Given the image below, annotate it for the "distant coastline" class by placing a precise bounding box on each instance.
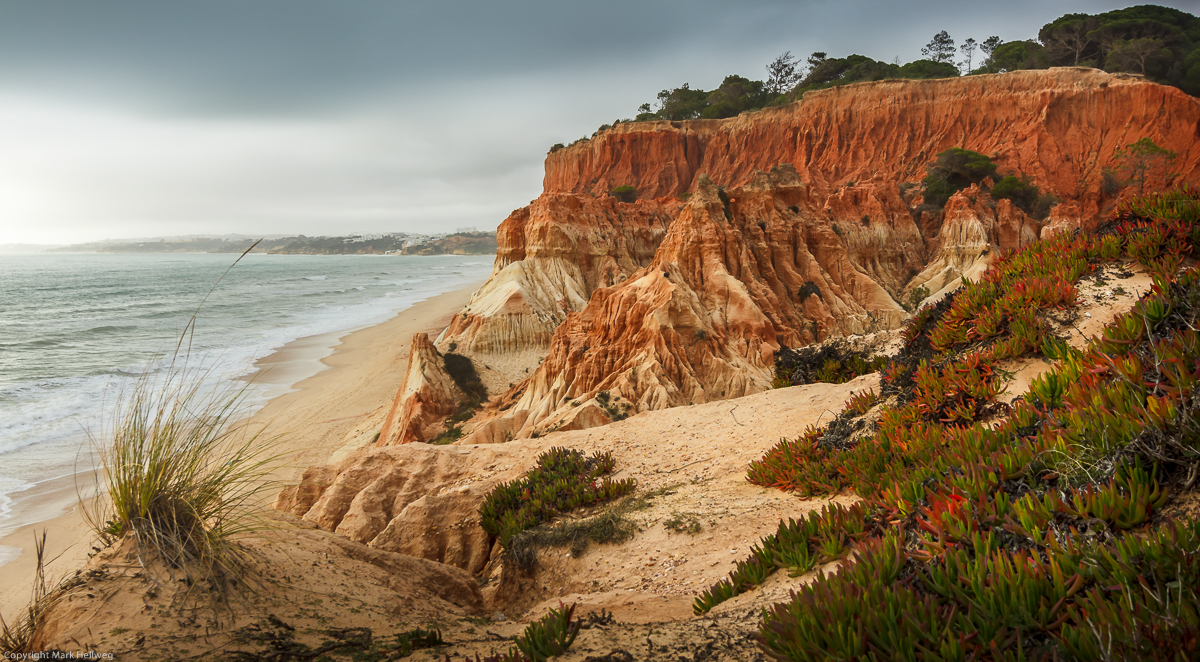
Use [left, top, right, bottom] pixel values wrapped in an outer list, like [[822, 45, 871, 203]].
[[40, 230, 497, 255]]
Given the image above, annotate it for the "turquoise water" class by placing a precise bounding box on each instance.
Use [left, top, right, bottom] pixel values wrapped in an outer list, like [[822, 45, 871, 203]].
[[0, 252, 492, 547]]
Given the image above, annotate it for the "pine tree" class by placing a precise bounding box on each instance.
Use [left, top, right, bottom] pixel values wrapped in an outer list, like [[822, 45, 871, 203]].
[[922, 31, 956, 64]]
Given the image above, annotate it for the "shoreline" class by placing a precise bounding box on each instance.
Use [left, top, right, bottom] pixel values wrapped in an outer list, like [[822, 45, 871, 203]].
[[0, 281, 482, 618]]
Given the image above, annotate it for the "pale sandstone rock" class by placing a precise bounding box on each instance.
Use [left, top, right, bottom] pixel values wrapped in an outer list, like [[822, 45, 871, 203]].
[[278, 443, 516, 574], [437, 194, 675, 354], [1040, 201, 1086, 238]]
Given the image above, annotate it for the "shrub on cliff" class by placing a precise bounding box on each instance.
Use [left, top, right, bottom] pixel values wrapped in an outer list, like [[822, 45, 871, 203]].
[[702, 74, 769, 119], [773, 340, 887, 387], [921, 147, 998, 207], [897, 58, 960, 79], [991, 174, 1058, 220], [611, 185, 637, 203], [443, 352, 487, 402]]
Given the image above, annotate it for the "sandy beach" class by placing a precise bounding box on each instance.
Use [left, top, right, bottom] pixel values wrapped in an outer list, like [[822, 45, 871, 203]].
[[0, 281, 482, 620]]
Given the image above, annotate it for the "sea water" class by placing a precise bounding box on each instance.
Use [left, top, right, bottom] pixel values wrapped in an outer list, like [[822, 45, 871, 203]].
[[0, 252, 493, 563]]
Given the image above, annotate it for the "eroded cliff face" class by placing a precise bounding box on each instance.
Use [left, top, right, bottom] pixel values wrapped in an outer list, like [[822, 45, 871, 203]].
[[467, 168, 913, 441], [374, 333, 460, 445], [348, 69, 1200, 449], [544, 68, 1199, 213], [449, 68, 1199, 440], [273, 443, 517, 574], [437, 194, 677, 354]]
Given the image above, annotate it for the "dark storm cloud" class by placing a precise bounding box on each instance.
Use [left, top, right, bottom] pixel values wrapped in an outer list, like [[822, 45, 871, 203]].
[[0, 1, 1193, 244], [0, 0, 775, 114], [0, 0, 1140, 115]]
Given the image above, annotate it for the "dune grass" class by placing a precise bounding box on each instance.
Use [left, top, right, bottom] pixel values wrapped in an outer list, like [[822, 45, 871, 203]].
[[81, 238, 279, 591], [83, 365, 280, 591]]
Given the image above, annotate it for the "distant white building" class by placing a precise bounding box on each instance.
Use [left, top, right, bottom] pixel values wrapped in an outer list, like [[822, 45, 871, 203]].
[[345, 233, 385, 242]]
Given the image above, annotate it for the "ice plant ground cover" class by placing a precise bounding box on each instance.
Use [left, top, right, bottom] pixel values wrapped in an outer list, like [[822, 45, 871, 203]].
[[702, 188, 1200, 661], [480, 447, 637, 549]]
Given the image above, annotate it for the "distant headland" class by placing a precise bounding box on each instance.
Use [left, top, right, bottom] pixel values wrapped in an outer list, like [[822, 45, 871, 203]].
[[41, 230, 497, 255]]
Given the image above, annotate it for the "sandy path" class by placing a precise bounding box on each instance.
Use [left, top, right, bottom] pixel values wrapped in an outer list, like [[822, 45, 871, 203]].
[[0, 282, 481, 619]]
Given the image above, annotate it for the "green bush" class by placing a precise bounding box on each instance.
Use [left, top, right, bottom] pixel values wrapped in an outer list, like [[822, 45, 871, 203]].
[[906, 284, 931, 311], [921, 148, 997, 207], [479, 448, 636, 548], [991, 174, 1058, 220], [611, 185, 637, 203], [897, 58, 960, 79]]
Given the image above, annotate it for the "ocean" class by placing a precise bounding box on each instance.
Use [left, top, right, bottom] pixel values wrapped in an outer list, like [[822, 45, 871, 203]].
[[0, 252, 493, 564]]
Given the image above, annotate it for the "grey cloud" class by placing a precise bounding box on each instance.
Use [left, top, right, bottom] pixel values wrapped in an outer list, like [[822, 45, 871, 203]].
[[0, 0, 1195, 244]]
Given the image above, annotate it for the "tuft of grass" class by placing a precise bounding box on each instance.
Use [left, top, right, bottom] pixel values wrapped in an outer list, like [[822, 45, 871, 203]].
[[83, 365, 280, 592], [81, 238, 282, 592], [663, 511, 703, 535]]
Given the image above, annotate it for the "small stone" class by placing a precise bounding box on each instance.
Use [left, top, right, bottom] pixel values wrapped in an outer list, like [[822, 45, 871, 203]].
[[492, 611, 506, 621]]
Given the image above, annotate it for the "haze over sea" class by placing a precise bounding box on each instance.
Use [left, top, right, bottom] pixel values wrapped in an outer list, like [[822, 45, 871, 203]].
[[0, 252, 492, 564]]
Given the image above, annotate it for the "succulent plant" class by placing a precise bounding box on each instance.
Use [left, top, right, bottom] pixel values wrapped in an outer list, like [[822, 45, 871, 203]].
[[738, 190, 1200, 660], [480, 448, 635, 547]]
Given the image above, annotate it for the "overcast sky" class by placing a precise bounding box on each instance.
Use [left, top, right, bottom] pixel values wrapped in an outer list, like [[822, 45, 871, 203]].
[[0, 1, 1191, 245]]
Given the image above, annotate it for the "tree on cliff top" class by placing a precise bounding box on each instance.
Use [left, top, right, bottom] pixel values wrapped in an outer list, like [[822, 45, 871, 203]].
[[622, 4, 1199, 131], [655, 84, 709, 120], [897, 59, 960, 79], [1039, 13, 1101, 65], [1107, 37, 1174, 76], [765, 51, 802, 95], [922, 30, 957, 64], [960, 37, 978, 73], [980, 35, 1002, 65], [1036, 5, 1200, 93], [703, 75, 768, 118]]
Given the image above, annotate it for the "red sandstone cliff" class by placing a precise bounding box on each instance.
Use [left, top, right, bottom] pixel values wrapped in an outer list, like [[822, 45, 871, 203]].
[[543, 68, 1198, 213], [436, 195, 676, 354], [374, 333, 460, 445], [385, 69, 1200, 446], [445, 68, 1198, 442]]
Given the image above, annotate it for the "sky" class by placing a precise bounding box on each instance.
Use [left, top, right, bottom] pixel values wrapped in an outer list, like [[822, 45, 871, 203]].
[[0, 1, 1192, 245]]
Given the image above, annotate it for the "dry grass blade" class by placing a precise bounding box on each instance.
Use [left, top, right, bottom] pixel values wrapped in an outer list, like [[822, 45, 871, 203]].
[[174, 238, 261, 361], [82, 363, 282, 594], [0, 532, 64, 654]]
